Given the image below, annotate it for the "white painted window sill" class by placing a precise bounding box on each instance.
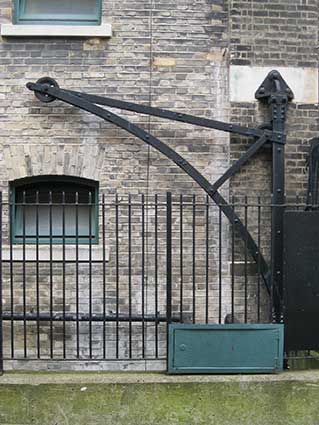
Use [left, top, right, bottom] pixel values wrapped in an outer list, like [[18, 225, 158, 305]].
[[2, 245, 110, 262], [0, 24, 112, 38]]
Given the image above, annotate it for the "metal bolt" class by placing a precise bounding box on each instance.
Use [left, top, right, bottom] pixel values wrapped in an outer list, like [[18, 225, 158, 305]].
[[277, 148, 281, 153], [277, 188, 281, 193]]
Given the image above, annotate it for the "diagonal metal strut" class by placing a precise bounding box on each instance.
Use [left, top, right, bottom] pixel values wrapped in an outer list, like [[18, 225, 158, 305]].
[[27, 79, 273, 293], [64, 89, 266, 139]]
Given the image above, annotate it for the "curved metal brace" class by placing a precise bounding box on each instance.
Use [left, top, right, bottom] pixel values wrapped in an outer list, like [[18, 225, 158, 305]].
[[27, 81, 271, 293]]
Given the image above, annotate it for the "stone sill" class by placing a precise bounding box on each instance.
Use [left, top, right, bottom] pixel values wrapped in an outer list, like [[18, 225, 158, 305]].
[[2, 245, 110, 262], [0, 23, 112, 38]]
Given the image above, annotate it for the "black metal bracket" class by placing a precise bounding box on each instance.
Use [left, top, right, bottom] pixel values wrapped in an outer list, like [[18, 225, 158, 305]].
[[26, 71, 294, 298], [256, 70, 294, 104]]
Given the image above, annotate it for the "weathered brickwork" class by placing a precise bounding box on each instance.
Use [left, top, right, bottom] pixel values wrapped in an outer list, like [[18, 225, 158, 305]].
[[0, 0, 231, 198], [0, 0, 234, 370], [285, 104, 319, 197], [230, 102, 272, 198], [229, 103, 319, 198], [230, 0, 318, 67], [229, 0, 319, 199]]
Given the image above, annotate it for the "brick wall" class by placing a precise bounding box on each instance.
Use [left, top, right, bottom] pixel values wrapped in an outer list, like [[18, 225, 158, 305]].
[[0, 0, 317, 370], [0, 0, 235, 370], [0, 0, 230, 197], [229, 0, 319, 199], [230, 0, 318, 68]]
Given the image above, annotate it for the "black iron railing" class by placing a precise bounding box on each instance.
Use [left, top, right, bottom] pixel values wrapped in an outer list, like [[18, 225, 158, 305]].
[[1, 192, 311, 369]]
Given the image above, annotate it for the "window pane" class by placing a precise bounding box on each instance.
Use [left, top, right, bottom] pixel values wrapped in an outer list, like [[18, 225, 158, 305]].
[[16, 205, 94, 238], [24, 0, 97, 17]]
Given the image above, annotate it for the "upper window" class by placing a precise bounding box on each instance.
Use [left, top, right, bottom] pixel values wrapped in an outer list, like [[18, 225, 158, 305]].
[[14, 0, 102, 26], [10, 176, 99, 244]]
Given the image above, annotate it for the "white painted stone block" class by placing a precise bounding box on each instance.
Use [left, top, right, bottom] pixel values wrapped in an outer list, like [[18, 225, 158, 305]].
[[230, 66, 318, 104], [1, 24, 112, 38]]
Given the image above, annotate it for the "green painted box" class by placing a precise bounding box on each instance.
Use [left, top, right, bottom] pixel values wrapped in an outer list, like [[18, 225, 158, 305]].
[[168, 324, 284, 374]]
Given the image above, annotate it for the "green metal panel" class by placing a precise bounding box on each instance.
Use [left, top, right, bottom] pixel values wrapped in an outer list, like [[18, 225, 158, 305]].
[[168, 324, 284, 374]]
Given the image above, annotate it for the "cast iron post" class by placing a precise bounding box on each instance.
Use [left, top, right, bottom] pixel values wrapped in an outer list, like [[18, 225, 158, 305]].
[[256, 70, 294, 323]]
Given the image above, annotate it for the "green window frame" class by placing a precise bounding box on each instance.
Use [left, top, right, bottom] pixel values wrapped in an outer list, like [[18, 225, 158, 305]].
[[10, 176, 99, 245], [13, 0, 102, 26]]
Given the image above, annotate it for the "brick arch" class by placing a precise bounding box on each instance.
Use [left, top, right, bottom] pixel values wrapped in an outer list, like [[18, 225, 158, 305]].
[[3, 143, 106, 182]]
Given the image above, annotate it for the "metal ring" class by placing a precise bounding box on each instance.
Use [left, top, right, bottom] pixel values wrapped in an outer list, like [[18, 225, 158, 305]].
[[34, 77, 59, 103]]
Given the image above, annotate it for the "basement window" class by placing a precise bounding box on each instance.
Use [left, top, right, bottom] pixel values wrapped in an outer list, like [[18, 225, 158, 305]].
[[0, 0, 112, 37], [10, 176, 98, 244], [14, 0, 102, 26]]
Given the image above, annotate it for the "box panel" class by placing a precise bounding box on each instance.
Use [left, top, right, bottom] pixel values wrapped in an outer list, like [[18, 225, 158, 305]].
[[284, 211, 319, 350], [168, 324, 284, 374]]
